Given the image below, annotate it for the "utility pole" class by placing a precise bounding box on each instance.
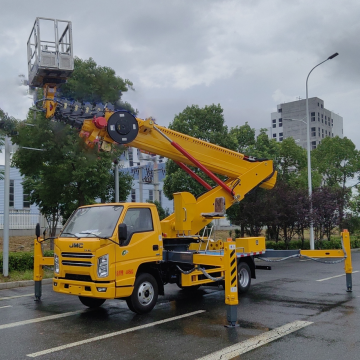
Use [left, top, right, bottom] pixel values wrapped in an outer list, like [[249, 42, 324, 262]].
[[114, 160, 119, 203], [2, 136, 10, 277], [153, 157, 160, 202]]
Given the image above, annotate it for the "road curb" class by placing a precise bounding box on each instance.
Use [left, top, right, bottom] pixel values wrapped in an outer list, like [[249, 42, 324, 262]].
[[0, 278, 52, 290]]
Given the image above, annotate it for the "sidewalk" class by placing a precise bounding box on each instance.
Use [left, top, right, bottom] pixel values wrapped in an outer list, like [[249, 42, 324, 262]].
[[0, 278, 52, 290]]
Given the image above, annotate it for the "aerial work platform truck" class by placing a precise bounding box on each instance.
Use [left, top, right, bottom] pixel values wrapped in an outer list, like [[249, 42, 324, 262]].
[[29, 18, 353, 323]]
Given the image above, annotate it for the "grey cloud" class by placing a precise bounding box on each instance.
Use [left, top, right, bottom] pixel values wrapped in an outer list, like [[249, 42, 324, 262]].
[[0, 0, 359, 151]]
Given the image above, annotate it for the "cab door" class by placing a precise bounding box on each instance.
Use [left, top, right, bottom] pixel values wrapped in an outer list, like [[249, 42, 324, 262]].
[[115, 206, 161, 288]]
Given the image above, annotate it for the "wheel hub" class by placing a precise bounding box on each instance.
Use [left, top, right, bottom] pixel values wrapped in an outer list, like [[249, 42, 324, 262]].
[[137, 281, 154, 306], [239, 267, 250, 287]]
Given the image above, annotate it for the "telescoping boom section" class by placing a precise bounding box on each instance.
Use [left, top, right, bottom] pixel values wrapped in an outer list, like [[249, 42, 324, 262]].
[[77, 111, 277, 237]]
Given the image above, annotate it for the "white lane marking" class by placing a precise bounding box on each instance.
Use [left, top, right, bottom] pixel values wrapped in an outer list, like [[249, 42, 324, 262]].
[[0, 310, 84, 330], [196, 320, 313, 360], [0, 294, 33, 301], [0, 305, 12, 309], [27, 310, 205, 358], [316, 270, 359, 282]]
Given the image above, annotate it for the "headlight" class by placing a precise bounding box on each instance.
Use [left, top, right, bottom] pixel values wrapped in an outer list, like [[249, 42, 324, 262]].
[[97, 254, 109, 278], [54, 254, 59, 274]]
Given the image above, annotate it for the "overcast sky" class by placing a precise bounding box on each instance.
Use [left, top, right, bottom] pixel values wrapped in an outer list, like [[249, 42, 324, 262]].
[[1, 0, 359, 166]]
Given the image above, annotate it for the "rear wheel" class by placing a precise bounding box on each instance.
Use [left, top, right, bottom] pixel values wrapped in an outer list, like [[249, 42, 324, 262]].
[[79, 296, 106, 308], [237, 262, 251, 294], [126, 273, 158, 314]]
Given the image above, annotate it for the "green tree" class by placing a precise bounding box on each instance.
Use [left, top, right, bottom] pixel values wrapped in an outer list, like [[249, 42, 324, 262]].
[[102, 167, 134, 203], [163, 104, 237, 200], [312, 136, 360, 189], [163, 104, 237, 199], [12, 111, 129, 235], [229, 122, 255, 153], [11, 58, 135, 234], [146, 200, 170, 220], [60, 57, 137, 113], [0, 107, 18, 179], [312, 136, 360, 225], [167, 104, 237, 149], [247, 128, 279, 160]]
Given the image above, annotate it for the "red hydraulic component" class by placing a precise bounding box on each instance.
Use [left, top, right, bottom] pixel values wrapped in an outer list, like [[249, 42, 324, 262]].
[[93, 116, 107, 129], [153, 126, 234, 196], [175, 161, 212, 191]]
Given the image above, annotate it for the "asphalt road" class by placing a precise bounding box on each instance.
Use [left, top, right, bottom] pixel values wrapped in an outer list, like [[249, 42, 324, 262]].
[[0, 252, 359, 360]]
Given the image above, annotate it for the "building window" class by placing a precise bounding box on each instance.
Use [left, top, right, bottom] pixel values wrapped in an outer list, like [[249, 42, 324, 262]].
[[318, 127, 320, 137], [131, 189, 136, 202], [331, 119, 333, 126], [23, 193, 30, 208], [318, 102, 319, 106], [332, 133, 334, 137], [9, 180, 14, 207], [311, 112, 315, 122], [312, 141, 317, 150], [148, 189, 153, 201], [278, 108, 282, 113], [272, 123, 276, 128], [272, 133, 276, 138], [325, 130, 328, 136], [318, 112, 320, 122], [128, 148, 134, 167], [272, 119, 276, 124], [279, 118, 282, 127], [311, 127, 316, 137], [279, 132, 283, 141], [321, 104, 323, 108]]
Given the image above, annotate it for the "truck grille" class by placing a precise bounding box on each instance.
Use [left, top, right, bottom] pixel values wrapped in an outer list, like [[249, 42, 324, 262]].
[[65, 274, 92, 282], [62, 260, 92, 267], [62, 252, 94, 258]]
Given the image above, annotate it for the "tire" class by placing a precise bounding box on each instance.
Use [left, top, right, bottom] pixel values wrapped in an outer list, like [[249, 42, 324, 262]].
[[79, 296, 106, 308], [126, 273, 158, 314], [237, 262, 251, 294]]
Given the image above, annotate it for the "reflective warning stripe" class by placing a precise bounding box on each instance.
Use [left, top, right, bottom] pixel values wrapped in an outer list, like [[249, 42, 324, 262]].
[[237, 251, 265, 258]]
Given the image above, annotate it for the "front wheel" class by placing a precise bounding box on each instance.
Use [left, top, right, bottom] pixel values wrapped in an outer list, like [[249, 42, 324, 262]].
[[126, 273, 158, 314], [237, 262, 251, 294], [79, 296, 106, 308]]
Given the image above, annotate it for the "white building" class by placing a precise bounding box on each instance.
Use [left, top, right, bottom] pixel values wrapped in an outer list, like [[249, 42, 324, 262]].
[[270, 97, 343, 149], [119, 148, 174, 213]]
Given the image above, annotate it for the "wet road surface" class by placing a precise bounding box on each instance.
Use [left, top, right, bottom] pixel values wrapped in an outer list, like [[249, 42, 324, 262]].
[[0, 251, 359, 359]]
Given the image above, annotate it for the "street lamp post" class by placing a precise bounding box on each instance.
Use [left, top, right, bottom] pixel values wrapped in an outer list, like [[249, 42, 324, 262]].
[[306, 52, 338, 250], [2, 136, 10, 277]]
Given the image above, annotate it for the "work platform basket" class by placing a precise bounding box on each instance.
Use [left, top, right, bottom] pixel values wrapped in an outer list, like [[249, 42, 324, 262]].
[[27, 17, 74, 87]]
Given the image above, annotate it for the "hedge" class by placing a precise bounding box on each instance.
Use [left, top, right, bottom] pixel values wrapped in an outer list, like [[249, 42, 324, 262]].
[[0, 251, 53, 273], [1, 236, 359, 272], [266, 238, 360, 251]]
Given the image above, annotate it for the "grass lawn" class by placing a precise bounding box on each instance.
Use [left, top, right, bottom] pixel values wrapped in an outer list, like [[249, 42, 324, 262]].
[[0, 269, 53, 283]]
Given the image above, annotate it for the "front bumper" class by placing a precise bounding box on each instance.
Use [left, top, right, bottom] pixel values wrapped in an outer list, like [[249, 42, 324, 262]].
[[52, 278, 134, 298], [53, 278, 116, 298]]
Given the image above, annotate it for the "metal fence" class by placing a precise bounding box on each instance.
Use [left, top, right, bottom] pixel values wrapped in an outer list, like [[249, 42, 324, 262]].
[[0, 211, 42, 230]]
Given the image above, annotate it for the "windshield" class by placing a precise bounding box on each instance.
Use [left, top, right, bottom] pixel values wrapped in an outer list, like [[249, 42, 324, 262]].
[[60, 205, 123, 238]]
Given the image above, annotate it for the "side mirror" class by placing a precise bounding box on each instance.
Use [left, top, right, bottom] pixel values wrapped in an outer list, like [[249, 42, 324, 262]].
[[35, 223, 40, 238], [118, 223, 127, 244]]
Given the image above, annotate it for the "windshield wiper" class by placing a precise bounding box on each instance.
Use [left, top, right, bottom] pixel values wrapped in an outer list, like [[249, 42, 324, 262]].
[[61, 232, 80, 239], [80, 232, 121, 247]]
